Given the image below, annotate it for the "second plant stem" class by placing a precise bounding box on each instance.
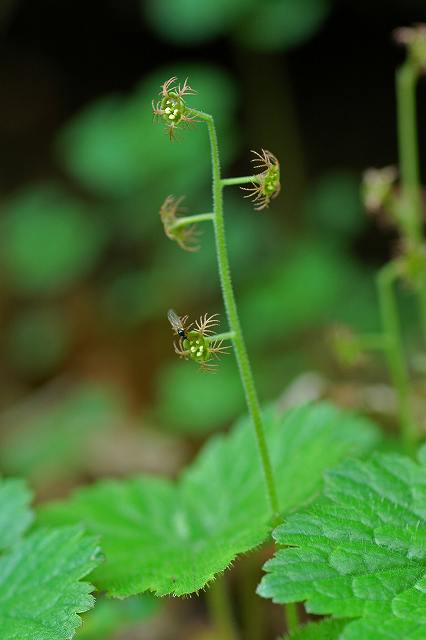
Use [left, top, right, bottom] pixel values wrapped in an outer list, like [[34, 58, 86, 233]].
[[377, 262, 416, 455], [396, 59, 426, 340]]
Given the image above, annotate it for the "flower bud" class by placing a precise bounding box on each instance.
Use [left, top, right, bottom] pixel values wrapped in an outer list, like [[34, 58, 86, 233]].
[[241, 149, 281, 211], [394, 24, 426, 72], [330, 325, 365, 368], [159, 195, 200, 252], [152, 77, 196, 140], [361, 166, 397, 214], [168, 311, 230, 372]]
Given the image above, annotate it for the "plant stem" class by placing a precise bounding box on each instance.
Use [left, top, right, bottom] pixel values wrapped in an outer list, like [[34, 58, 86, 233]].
[[377, 262, 416, 455], [170, 212, 214, 231], [221, 176, 259, 187], [205, 577, 239, 640], [238, 553, 264, 640], [396, 61, 422, 244], [284, 602, 299, 635], [193, 108, 280, 522], [396, 59, 426, 340], [418, 281, 426, 341]]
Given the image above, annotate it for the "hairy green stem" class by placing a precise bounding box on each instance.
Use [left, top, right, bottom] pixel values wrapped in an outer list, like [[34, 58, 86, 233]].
[[377, 263, 416, 455], [192, 108, 280, 521], [205, 577, 239, 640], [170, 212, 214, 230], [221, 176, 259, 187]]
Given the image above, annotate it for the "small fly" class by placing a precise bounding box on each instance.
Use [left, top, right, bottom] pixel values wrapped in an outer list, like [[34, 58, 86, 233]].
[[167, 309, 188, 340]]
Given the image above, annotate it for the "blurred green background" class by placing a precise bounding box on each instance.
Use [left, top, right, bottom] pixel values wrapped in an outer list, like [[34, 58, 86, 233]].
[[0, 0, 425, 637]]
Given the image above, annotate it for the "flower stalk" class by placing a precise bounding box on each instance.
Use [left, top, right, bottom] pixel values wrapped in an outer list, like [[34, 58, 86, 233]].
[[352, 27, 426, 455], [395, 50, 426, 339], [193, 108, 280, 520], [377, 263, 416, 456], [154, 82, 281, 521]]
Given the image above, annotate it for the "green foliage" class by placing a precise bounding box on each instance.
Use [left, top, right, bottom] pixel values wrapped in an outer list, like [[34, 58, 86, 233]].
[[0, 479, 32, 550], [0, 527, 101, 640], [0, 382, 123, 485], [258, 451, 426, 639], [1, 185, 105, 295], [39, 403, 380, 597], [0, 478, 101, 639], [285, 617, 348, 639]]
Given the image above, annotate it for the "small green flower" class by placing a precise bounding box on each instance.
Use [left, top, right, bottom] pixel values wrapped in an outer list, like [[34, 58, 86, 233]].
[[168, 311, 230, 372], [241, 149, 281, 211], [361, 166, 397, 214], [152, 77, 197, 140], [397, 242, 426, 289], [159, 195, 200, 252], [394, 24, 426, 72], [330, 325, 365, 368]]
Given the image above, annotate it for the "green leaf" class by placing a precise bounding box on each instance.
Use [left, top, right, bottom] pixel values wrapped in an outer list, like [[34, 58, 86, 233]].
[[0, 478, 102, 639], [0, 526, 102, 640], [258, 452, 426, 639], [39, 402, 380, 597], [285, 617, 348, 639], [0, 478, 33, 550]]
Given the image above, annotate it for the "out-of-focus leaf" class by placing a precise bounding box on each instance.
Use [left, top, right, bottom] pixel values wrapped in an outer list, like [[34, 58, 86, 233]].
[[305, 171, 364, 240], [77, 595, 159, 640], [100, 269, 162, 328], [39, 403, 380, 597], [5, 307, 70, 376], [241, 241, 344, 344], [1, 185, 105, 295], [0, 478, 32, 551], [58, 65, 238, 200], [238, 0, 331, 51], [143, 0, 254, 44], [0, 381, 123, 485], [155, 358, 244, 433]]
